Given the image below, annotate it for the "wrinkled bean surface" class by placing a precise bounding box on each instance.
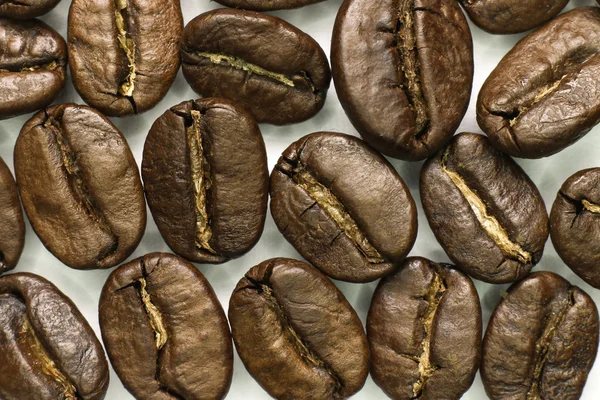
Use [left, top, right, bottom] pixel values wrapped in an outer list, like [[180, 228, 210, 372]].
[[0, 157, 24, 274]]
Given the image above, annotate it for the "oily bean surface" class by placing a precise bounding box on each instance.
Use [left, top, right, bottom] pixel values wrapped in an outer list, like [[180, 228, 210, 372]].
[[477, 7, 600, 158], [0, 0, 61, 19], [213, 0, 323, 11], [420, 132, 548, 284], [482, 272, 599, 400], [142, 98, 269, 264], [458, 0, 568, 34], [99, 252, 233, 400], [0, 157, 24, 274], [0, 18, 66, 120], [229, 258, 369, 399], [180, 9, 331, 125], [68, 0, 182, 117], [368, 257, 481, 400], [550, 168, 600, 288], [14, 104, 146, 270], [270, 132, 417, 283], [331, 0, 473, 161], [0, 273, 109, 400]]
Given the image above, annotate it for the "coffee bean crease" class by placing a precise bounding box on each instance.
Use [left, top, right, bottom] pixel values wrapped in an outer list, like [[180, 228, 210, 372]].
[[137, 277, 168, 350], [0, 61, 59, 74], [114, 0, 136, 99], [440, 147, 532, 264]]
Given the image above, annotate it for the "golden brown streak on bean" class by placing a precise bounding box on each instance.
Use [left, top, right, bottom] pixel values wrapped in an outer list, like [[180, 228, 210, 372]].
[[20, 316, 79, 400], [292, 165, 385, 263], [440, 148, 532, 264], [582, 199, 600, 214], [509, 77, 565, 127], [114, 0, 136, 97], [137, 277, 168, 350], [186, 109, 216, 254]]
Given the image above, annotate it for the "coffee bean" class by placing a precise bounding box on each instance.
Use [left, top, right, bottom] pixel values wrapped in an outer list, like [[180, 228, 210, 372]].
[[213, 0, 322, 11], [142, 98, 269, 264], [229, 258, 369, 399], [0, 157, 25, 274], [14, 104, 146, 270], [0, 272, 109, 400], [0, 18, 67, 120], [458, 0, 568, 34], [368, 257, 481, 400], [550, 168, 600, 288], [0, 0, 61, 19], [482, 271, 599, 400], [420, 132, 548, 283], [477, 7, 600, 158], [99, 252, 233, 400], [331, 0, 473, 161], [180, 9, 331, 125], [68, 0, 182, 117], [270, 132, 417, 283]]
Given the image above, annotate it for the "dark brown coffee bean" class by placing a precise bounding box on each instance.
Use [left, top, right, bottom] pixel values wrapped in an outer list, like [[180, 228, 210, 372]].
[[331, 0, 473, 161], [14, 104, 146, 270], [229, 258, 369, 399], [477, 7, 600, 158], [68, 0, 182, 117], [142, 98, 269, 264], [213, 0, 322, 11], [550, 168, 600, 288], [420, 132, 549, 283], [0, 157, 25, 274], [482, 271, 599, 400], [459, 0, 568, 34], [270, 132, 417, 283], [0, 272, 109, 400], [180, 9, 331, 125], [0, 18, 67, 120], [0, 0, 61, 19], [99, 253, 233, 400], [368, 257, 481, 400]]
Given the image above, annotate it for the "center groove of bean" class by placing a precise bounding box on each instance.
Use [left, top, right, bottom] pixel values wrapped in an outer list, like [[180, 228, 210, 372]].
[[136, 277, 168, 350], [20, 316, 79, 400], [582, 199, 600, 214], [186, 109, 216, 254], [440, 148, 532, 264], [114, 0, 137, 98]]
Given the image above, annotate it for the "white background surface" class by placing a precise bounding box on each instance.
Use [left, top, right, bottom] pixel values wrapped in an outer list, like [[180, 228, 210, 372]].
[[2, 0, 600, 399]]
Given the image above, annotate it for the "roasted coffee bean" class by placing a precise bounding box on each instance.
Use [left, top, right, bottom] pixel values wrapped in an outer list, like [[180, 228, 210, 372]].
[[0, 273, 109, 400], [0, 0, 61, 19], [458, 0, 568, 34], [180, 9, 331, 125], [14, 104, 146, 270], [550, 168, 600, 288], [229, 258, 369, 399], [477, 7, 600, 158], [99, 253, 233, 400], [368, 257, 481, 400], [142, 98, 269, 264], [420, 132, 549, 283], [482, 271, 599, 400], [0, 18, 67, 120], [0, 157, 25, 274], [68, 0, 182, 117], [213, 0, 322, 11], [270, 132, 417, 283], [331, 0, 473, 161]]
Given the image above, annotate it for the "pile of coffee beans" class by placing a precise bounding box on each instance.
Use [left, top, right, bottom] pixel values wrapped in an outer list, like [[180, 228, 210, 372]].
[[1, 1, 600, 399]]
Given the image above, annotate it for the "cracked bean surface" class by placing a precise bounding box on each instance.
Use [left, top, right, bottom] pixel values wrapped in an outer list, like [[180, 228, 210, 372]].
[[368, 257, 482, 400], [270, 132, 417, 283], [142, 98, 269, 264], [99, 253, 233, 400], [331, 0, 473, 161], [68, 0, 182, 117], [0, 18, 67, 120], [0, 156, 25, 274], [482, 272, 599, 400], [229, 258, 369, 400], [477, 7, 600, 158], [14, 104, 146, 270], [550, 168, 600, 288], [180, 9, 331, 125], [0, 273, 109, 400], [0, 0, 61, 19], [420, 132, 548, 284]]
